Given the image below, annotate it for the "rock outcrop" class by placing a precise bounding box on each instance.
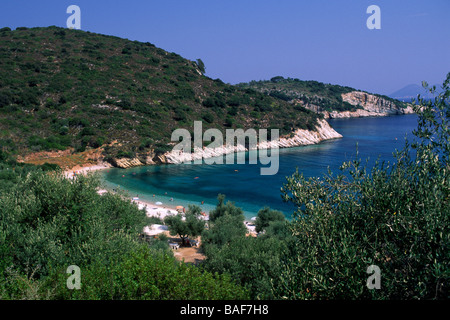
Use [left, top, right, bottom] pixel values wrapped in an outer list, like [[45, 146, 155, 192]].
[[322, 91, 414, 119], [105, 90, 414, 169], [112, 157, 144, 169], [163, 119, 342, 164]]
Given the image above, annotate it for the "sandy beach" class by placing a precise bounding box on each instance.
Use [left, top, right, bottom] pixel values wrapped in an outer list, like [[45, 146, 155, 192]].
[[65, 163, 257, 236], [64, 162, 194, 220], [64, 162, 112, 179]]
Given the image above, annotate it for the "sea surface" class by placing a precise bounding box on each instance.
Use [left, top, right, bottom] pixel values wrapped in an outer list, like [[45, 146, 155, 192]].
[[100, 115, 419, 220]]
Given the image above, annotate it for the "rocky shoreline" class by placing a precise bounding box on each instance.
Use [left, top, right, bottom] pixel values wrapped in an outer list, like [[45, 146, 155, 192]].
[[323, 91, 415, 119], [112, 119, 342, 168], [111, 90, 416, 168], [54, 91, 416, 170]]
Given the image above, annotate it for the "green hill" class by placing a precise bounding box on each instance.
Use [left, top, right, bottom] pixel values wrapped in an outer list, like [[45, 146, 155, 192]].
[[0, 26, 318, 164], [237, 76, 407, 113]]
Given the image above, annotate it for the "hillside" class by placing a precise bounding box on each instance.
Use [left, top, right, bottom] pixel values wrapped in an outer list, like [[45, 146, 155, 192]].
[[0, 26, 321, 167], [237, 77, 412, 119]]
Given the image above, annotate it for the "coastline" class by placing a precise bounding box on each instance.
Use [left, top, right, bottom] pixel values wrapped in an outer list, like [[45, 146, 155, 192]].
[[58, 118, 342, 236], [64, 165, 258, 235], [163, 119, 342, 164], [101, 188, 257, 236], [60, 114, 417, 238], [63, 162, 112, 179], [63, 163, 194, 217]]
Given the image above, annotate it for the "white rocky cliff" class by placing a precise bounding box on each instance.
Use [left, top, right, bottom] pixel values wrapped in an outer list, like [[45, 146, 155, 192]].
[[162, 119, 342, 164], [322, 91, 414, 119]]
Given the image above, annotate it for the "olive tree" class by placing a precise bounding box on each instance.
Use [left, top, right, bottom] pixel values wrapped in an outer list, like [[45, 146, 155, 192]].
[[164, 205, 205, 246], [255, 207, 286, 233], [276, 74, 450, 299]]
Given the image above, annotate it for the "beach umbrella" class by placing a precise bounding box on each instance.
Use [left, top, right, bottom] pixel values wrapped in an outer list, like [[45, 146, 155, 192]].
[[251, 217, 257, 221], [176, 206, 184, 209], [155, 201, 163, 205]]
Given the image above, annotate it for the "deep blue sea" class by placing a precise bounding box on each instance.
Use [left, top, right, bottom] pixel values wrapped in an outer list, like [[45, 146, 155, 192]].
[[100, 115, 418, 220]]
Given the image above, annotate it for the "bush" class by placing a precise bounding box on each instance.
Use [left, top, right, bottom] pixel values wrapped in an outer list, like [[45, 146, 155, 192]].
[[277, 75, 450, 299], [202, 229, 287, 299], [269, 91, 291, 101], [208, 194, 244, 222], [200, 195, 287, 299], [202, 94, 226, 109], [195, 58, 205, 74], [116, 150, 134, 158], [224, 117, 234, 127], [154, 142, 172, 154], [53, 30, 66, 37], [164, 205, 205, 246], [0, 168, 248, 300], [45, 245, 248, 300], [80, 126, 95, 136], [270, 76, 285, 83], [202, 212, 246, 248], [202, 112, 214, 124], [255, 207, 286, 233], [0, 172, 149, 279], [0, 91, 12, 107]]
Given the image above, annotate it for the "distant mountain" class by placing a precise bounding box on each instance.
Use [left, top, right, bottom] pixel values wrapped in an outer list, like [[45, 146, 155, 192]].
[[389, 83, 440, 102]]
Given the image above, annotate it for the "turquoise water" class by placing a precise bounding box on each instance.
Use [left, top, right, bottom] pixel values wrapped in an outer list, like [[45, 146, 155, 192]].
[[100, 115, 418, 219]]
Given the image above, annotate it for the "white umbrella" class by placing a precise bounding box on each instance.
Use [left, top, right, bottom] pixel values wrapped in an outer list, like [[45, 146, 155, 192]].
[[250, 216, 257, 221], [155, 201, 163, 205]]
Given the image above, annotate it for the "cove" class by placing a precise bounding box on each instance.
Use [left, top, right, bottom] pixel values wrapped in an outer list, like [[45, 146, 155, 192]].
[[100, 115, 418, 220]]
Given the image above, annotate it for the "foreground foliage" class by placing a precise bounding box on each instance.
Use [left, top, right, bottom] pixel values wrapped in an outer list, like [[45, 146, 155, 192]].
[[45, 246, 248, 300], [164, 204, 205, 246], [278, 75, 449, 299], [201, 196, 291, 299], [0, 167, 248, 299]]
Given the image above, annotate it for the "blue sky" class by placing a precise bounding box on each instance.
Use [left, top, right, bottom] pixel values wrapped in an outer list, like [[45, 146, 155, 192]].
[[1, 0, 449, 95]]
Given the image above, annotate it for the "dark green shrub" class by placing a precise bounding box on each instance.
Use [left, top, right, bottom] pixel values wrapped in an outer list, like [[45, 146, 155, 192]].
[[224, 117, 234, 127], [164, 205, 205, 246], [255, 207, 286, 233], [116, 150, 134, 158], [202, 112, 214, 123], [278, 75, 450, 299], [45, 245, 248, 300], [80, 126, 95, 136], [269, 91, 291, 101]]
